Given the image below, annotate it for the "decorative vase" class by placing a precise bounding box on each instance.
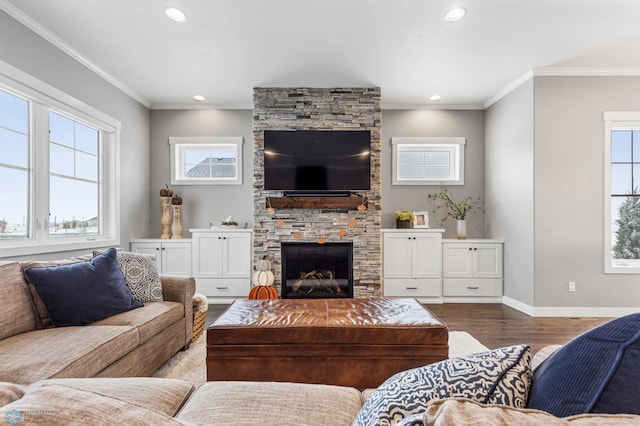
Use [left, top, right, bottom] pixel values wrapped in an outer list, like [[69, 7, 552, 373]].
[[160, 197, 172, 239], [456, 219, 467, 240], [396, 219, 412, 229], [171, 205, 183, 239]]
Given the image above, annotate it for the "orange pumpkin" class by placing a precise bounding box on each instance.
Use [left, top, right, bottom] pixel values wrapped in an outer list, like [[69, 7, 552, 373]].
[[248, 285, 278, 299]]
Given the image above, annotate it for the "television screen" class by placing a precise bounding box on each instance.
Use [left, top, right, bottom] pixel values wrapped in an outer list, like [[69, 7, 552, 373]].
[[263, 130, 371, 193]]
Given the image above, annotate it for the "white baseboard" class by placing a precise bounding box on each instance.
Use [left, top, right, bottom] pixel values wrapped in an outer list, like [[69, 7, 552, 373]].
[[502, 296, 639, 317]]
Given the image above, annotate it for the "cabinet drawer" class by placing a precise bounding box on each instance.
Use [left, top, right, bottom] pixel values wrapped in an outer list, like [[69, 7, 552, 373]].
[[443, 279, 502, 297], [383, 279, 441, 297], [197, 278, 250, 297]]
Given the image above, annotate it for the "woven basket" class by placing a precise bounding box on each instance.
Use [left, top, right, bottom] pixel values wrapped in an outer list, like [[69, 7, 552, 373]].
[[192, 310, 207, 343]]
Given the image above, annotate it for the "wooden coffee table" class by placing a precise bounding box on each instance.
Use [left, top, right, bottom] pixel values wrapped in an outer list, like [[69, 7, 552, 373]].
[[206, 298, 449, 388]]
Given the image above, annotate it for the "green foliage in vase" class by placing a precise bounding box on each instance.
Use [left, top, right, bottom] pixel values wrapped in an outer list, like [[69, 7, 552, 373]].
[[393, 210, 414, 221], [428, 185, 483, 222]]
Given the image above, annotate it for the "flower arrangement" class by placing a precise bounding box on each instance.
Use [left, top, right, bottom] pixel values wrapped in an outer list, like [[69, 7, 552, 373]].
[[428, 185, 483, 222], [393, 210, 414, 222]]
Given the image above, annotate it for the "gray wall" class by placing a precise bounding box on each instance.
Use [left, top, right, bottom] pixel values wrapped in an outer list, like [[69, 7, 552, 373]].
[[485, 80, 535, 306], [0, 11, 151, 260], [534, 76, 640, 308], [381, 110, 486, 238], [149, 109, 254, 235]]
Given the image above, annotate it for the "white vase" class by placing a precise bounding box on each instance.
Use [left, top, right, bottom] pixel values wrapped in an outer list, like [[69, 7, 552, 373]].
[[171, 205, 183, 239], [160, 197, 172, 239], [456, 219, 467, 240]]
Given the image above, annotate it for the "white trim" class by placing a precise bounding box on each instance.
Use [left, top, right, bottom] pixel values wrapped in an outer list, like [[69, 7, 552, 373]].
[[483, 71, 534, 109], [381, 102, 483, 111], [169, 136, 244, 185], [502, 296, 638, 317], [535, 67, 640, 77], [0, 0, 150, 108], [152, 102, 254, 110], [391, 137, 466, 186], [502, 296, 535, 316]]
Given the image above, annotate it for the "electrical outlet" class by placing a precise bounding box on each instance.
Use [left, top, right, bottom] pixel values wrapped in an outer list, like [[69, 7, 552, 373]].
[[568, 281, 576, 292]]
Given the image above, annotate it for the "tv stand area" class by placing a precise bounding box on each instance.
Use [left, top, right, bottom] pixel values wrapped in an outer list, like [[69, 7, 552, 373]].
[[266, 195, 368, 210]]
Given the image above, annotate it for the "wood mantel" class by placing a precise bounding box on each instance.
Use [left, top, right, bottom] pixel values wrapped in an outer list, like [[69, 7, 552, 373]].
[[266, 195, 368, 210]]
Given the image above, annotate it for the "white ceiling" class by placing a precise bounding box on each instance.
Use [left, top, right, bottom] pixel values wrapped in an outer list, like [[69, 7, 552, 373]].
[[3, 0, 640, 109]]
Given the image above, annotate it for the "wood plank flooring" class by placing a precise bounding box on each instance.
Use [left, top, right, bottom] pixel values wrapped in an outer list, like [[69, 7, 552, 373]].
[[206, 303, 612, 355]]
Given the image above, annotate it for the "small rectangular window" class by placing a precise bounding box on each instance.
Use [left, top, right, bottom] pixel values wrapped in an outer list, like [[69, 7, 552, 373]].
[[392, 137, 465, 185], [169, 137, 243, 185]]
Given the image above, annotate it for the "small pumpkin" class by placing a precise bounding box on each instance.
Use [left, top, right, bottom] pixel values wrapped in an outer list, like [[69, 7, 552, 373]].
[[256, 259, 272, 272], [317, 236, 326, 245], [293, 232, 303, 240], [248, 285, 278, 300], [171, 194, 183, 205], [253, 270, 275, 286], [160, 184, 173, 197]]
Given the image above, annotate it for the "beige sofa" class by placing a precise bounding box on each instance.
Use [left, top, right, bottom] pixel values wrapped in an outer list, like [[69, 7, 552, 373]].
[[0, 259, 195, 385]]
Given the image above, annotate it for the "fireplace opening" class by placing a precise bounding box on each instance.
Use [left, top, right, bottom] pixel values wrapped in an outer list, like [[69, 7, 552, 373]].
[[281, 242, 353, 299]]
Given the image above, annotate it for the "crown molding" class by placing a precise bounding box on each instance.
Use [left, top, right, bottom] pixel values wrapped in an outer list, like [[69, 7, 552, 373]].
[[151, 102, 254, 110], [483, 71, 534, 109], [533, 67, 640, 76], [0, 0, 151, 108], [381, 102, 484, 110]]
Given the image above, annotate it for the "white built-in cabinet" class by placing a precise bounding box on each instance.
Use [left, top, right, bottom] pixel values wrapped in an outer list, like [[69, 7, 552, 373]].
[[382, 229, 444, 299], [190, 228, 252, 300], [442, 239, 503, 299], [130, 239, 192, 276]]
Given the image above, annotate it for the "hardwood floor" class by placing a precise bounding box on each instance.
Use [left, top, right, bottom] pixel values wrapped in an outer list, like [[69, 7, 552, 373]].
[[206, 302, 612, 355]]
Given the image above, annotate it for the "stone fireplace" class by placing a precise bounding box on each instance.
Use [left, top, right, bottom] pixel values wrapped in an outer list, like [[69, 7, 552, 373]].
[[252, 87, 382, 298], [281, 242, 353, 299]]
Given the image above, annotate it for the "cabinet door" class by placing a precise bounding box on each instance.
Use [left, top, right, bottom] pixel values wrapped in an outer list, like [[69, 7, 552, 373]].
[[383, 233, 413, 279], [474, 244, 503, 278], [131, 242, 163, 272], [223, 233, 251, 278], [193, 234, 224, 278], [442, 244, 474, 278], [161, 242, 192, 276], [412, 234, 442, 279]]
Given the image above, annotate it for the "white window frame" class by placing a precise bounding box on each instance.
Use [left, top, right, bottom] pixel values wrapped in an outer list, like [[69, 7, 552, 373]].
[[391, 137, 466, 185], [169, 137, 243, 185], [0, 60, 120, 258], [603, 111, 640, 274]]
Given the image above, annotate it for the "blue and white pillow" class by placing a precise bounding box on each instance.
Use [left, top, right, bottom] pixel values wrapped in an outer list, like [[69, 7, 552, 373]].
[[352, 345, 532, 426]]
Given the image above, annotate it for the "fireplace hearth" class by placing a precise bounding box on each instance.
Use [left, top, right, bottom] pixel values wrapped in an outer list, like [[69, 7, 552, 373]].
[[281, 242, 353, 299]]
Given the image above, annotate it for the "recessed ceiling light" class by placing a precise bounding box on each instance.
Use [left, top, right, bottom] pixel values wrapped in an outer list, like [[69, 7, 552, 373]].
[[429, 94, 442, 102], [165, 7, 187, 22], [444, 7, 466, 22], [193, 95, 206, 102]]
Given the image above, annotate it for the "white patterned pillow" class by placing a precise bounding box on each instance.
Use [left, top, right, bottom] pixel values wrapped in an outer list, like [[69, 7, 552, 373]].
[[93, 250, 163, 303], [352, 345, 532, 426]]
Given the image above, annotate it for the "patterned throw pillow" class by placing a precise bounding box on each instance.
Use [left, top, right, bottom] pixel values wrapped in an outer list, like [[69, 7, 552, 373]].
[[94, 250, 163, 303], [352, 345, 532, 426]]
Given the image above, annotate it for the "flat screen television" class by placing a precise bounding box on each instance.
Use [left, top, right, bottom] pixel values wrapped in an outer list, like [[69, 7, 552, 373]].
[[263, 130, 371, 195]]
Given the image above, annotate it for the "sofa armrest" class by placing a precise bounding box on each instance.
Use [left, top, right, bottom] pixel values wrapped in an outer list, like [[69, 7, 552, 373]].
[[160, 275, 196, 348]]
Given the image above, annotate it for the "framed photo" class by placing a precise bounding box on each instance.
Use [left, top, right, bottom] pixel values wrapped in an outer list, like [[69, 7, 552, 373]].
[[413, 211, 429, 228]]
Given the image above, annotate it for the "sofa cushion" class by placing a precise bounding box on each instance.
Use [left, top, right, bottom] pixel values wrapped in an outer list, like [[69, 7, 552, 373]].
[[94, 301, 184, 344], [0, 382, 25, 406], [24, 248, 143, 327], [26, 378, 195, 417], [94, 250, 163, 303], [1, 382, 186, 425], [176, 381, 363, 426], [0, 262, 38, 340], [352, 345, 532, 426], [0, 325, 138, 384], [528, 312, 640, 417], [20, 257, 90, 329], [421, 398, 640, 426]]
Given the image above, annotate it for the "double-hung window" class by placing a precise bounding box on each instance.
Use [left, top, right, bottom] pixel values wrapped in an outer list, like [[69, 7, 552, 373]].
[[0, 64, 120, 257], [604, 112, 640, 273]]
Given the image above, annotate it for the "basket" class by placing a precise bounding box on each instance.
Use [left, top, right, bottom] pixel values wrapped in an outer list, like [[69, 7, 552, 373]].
[[192, 310, 207, 343]]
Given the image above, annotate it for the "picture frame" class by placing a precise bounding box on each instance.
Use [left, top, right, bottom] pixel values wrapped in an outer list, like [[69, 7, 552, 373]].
[[413, 211, 429, 228]]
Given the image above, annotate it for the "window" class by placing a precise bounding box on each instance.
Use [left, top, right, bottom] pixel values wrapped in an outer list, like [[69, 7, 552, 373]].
[[604, 112, 640, 273], [391, 137, 466, 185], [0, 62, 120, 257], [169, 137, 243, 185]]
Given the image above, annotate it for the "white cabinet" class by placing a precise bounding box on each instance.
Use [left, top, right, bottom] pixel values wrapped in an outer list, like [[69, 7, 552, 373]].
[[191, 229, 252, 299], [442, 240, 503, 298], [382, 230, 444, 299], [130, 239, 192, 276]]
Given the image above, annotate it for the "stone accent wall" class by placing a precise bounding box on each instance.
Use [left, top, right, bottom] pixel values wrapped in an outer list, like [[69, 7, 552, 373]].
[[253, 87, 382, 297]]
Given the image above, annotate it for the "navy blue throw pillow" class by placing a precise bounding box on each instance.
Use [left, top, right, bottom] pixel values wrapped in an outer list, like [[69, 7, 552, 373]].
[[24, 248, 143, 327], [528, 312, 640, 417]]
